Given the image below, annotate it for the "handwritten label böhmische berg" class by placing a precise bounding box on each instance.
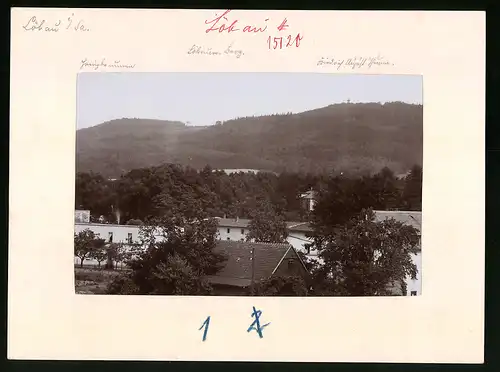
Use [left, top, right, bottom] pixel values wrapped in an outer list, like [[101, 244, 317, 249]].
[[187, 43, 244, 59]]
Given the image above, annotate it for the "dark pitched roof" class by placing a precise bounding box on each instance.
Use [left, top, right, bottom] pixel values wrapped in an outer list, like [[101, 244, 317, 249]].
[[216, 217, 313, 233], [300, 190, 316, 199], [286, 221, 313, 232], [215, 217, 251, 228], [207, 240, 298, 287], [373, 210, 422, 232]]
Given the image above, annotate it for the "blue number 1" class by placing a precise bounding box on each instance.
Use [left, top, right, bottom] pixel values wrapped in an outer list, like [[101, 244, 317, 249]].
[[199, 316, 210, 341]]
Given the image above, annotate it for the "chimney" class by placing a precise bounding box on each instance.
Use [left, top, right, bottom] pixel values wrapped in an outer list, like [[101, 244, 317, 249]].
[[223, 214, 227, 219], [115, 209, 121, 225], [235, 216, 239, 222]]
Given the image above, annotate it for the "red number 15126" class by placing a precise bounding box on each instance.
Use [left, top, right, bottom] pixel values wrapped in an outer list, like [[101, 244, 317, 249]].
[[267, 33, 303, 50]]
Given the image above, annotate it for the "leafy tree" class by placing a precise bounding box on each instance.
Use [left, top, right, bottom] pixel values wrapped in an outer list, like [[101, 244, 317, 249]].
[[402, 165, 422, 211], [255, 275, 309, 296], [246, 201, 288, 243], [89, 245, 107, 268], [110, 210, 227, 295], [310, 208, 420, 296], [148, 254, 214, 295], [74, 229, 105, 267], [105, 242, 131, 270], [308, 177, 363, 245], [296, 250, 318, 272], [75, 172, 115, 218], [105, 242, 130, 270], [106, 273, 139, 295], [75, 162, 419, 226]]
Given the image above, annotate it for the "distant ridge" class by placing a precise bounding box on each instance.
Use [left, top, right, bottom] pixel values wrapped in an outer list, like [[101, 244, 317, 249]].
[[76, 102, 423, 178]]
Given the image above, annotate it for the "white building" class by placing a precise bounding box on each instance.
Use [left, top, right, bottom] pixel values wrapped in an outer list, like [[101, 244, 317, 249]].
[[74, 222, 142, 266], [74, 222, 141, 245], [214, 217, 317, 257], [373, 210, 422, 296], [300, 190, 317, 212], [215, 211, 422, 296], [74, 210, 422, 296]]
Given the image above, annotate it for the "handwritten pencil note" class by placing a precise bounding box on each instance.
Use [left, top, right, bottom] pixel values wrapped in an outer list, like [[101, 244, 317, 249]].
[[22, 13, 90, 33]]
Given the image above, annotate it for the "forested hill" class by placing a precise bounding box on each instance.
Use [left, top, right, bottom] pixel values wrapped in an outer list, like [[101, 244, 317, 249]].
[[76, 102, 423, 178]]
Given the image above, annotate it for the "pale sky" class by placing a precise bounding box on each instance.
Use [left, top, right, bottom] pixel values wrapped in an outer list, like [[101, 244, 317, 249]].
[[76, 73, 422, 129]]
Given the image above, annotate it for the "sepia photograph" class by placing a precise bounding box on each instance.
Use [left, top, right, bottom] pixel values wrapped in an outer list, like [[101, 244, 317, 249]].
[[74, 72, 423, 297]]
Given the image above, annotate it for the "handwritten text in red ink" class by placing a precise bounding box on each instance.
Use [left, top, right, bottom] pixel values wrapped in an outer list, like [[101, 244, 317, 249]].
[[204, 9, 269, 34], [277, 18, 289, 32], [267, 34, 303, 50]]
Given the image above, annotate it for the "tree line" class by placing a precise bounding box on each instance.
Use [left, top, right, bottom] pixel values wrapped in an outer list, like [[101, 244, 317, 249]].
[[75, 163, 422, 225], [75, 163, 422, 297]]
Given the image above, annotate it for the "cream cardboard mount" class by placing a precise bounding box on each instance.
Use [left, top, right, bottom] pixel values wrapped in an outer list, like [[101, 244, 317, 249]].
[[9, 8, 485, 363]]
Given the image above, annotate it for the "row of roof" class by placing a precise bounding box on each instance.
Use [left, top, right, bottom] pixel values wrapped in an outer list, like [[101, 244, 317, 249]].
[[208, 240, 302, 288], [210, 211, 422, 288], [214, 217, 313, 232], [215, 210, 422, 232], [75, 211, 422, 232]]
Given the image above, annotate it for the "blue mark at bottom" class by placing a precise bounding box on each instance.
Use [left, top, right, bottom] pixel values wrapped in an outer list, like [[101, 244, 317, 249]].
[[199, 315, 210, 341], [247, 306, 270, 338]]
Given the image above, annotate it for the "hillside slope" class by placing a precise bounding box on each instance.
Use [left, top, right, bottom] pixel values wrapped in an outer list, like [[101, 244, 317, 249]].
[[76, 102, 423, 178]]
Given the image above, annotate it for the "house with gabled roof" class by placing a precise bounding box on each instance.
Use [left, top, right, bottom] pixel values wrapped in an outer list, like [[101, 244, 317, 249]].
[[215, 217, 318, 258], [206, 240, 309, 295]]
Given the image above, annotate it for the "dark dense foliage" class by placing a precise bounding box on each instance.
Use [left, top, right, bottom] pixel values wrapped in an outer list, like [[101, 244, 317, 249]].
[[246, 200, 288, 243], [308, 208, 421, 296], [254, 275, 309, 296], [76, 164, 423, 297], [75, 164, 422, 224], [107, 216, 226, 295], [76, 102, 422, 178]]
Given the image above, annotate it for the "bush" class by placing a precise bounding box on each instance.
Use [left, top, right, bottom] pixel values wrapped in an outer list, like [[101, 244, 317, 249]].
[[254, 275, 309, 296], [75, 267, 123, 283], [106, 273, 140, 294]]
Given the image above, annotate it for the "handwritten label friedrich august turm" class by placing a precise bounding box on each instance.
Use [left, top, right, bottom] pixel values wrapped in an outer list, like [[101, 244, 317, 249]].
[[317, 55, 394, 70], [22, 13, 90, 32]]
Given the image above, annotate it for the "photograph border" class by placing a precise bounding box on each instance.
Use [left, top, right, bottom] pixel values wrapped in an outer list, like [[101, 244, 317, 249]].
[[8, 8, 485, 363]]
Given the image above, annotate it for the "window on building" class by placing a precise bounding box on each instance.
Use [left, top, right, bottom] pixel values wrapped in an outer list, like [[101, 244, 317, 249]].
[[227, 228, 231, 233], [305, 245, 311, 254], [410, 291, 417, 296], [241, 229, 244, 235], [108, 232, 113, 243], [128, 232, 133, 243]]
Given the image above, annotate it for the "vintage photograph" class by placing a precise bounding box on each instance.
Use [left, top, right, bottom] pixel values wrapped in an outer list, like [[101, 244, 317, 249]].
[[74, 72, 423, 297]]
